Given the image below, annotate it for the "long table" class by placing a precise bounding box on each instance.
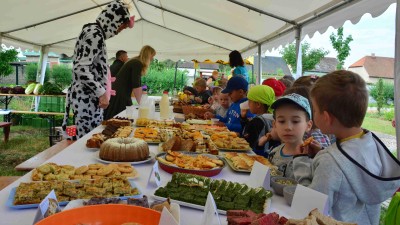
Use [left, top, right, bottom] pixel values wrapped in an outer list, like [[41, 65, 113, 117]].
[[0, 111, 291, 225]]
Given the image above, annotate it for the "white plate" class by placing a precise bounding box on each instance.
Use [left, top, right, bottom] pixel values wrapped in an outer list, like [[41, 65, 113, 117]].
[[185, 119, 212, 125], [95, 152, 156, 165], [153, 195, 271, 215], [86, 146, 100, 151]]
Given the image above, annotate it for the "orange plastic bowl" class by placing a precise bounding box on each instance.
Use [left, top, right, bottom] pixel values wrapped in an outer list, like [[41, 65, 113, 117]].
[[36, 204, 161, 225]]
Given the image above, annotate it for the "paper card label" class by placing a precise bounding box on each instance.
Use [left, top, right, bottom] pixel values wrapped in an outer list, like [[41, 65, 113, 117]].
[[147, 161, 162, 188], [39, 190, 59, 217], [248, 161, 270, 189], [290, 184, 328, 219], [201, 192, 221, 225], [159, 206, 179, 225]]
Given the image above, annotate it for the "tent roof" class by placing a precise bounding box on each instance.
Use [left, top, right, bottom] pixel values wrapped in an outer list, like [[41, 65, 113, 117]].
[[0, 0, 395, 61]]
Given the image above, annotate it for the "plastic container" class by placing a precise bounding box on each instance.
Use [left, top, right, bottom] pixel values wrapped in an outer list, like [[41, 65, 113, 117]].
[[160, 90, 170, 120], [138, 90, 150, 119], [35, 205, 161, 225]]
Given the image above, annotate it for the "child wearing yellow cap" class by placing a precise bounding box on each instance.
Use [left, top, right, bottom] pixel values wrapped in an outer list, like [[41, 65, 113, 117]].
[[240, 85, 276, 156]]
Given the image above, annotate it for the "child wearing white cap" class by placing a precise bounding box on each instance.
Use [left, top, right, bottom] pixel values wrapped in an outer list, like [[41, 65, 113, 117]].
[[268, 93, 318, 179]]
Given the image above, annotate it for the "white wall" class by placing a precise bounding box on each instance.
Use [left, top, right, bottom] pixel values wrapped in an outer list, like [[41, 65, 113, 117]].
[[348, 67, 369, 82]]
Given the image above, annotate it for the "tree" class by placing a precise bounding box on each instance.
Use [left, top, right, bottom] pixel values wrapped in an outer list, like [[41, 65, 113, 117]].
[[375, 79, 385, 115], [280, 42, 328, 74], [51, 64, 72, 88], [0, 48, 18, 78], [330, 27, 353, 69]]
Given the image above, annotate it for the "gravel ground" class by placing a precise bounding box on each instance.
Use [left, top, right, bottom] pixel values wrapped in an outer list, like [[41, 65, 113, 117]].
[[373, 131, 397, 152]]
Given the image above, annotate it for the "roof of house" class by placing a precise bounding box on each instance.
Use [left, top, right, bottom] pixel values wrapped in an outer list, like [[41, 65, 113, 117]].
[[349, 55, 394, 79], [308, 57, 338, 73], [253, 56, 292, 75], [178, 62, 219, 70], [23, 50, 59, 58]]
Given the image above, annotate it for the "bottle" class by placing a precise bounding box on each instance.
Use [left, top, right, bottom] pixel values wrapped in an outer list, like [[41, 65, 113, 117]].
[[138, 90, 150, 119], [160, 90, 170, 120]]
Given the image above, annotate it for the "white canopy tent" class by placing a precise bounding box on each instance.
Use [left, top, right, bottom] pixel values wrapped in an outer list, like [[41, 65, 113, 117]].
[[1, 0, 400, 157], [0, 0, 395, 61]]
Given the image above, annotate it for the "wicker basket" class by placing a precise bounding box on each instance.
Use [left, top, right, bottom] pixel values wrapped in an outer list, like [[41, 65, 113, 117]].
[[182, 105, 213, 119]]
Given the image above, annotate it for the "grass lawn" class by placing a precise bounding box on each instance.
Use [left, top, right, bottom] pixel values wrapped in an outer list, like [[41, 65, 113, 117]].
[[0, 126, 49, 176], [362, 114, 396, 136]]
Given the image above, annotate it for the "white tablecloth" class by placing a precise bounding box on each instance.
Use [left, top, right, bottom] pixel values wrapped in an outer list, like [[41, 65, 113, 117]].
[[0, 111, 291, 225]]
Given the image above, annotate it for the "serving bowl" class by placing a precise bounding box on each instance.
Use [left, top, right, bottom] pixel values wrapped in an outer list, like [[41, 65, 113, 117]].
[[270, 176, 297, 196], [36, 204, 161, 225]]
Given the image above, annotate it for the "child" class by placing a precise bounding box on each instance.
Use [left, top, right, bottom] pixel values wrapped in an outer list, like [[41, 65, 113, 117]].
[[268, 93, 314, 178], [284, 85, 331, 148], [208, 86, 223, 110], [204, 76, 252, 134], [293, 70, 400, 224], [193, 79, 211, 105], [240, 85, 275, 156], [215, 93, 230, 118]]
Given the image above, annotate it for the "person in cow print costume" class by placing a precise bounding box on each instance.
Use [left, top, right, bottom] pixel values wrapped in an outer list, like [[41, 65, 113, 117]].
[[62, 0, 132, 139]]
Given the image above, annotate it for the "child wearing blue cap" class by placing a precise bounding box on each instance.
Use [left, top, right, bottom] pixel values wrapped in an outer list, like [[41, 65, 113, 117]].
[[268, 93, 317, 179], [204, 76, 253, 134]]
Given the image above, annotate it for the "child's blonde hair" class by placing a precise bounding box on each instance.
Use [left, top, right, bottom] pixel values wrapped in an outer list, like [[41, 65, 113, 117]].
[[212, 86, 222, 95], [311, 70, 368, 127]]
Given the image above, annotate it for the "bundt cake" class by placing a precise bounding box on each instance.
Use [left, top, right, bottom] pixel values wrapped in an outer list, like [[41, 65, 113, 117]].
[[100, 138, 150, 162]]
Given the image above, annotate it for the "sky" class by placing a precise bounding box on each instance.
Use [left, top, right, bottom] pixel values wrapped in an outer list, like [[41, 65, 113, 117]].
[[266, 3, 397, 69]]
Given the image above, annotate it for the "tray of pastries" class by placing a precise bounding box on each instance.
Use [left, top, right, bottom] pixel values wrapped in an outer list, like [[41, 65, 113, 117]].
[[156, 151, 225, 177], [210, 133, 251, 151], [8, 177, 141, 209], [31, 163, 138, 181], [223, 152, 276, 172], [134, 127, 161, 143]]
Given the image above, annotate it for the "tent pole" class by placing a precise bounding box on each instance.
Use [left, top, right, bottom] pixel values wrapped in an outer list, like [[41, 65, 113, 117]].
[[395, 0, 400, 159], [295, 26, 302, 79], [35, 46, 49, 112], [257, 44, 262, 84], [173, 61, 178, 90], [0, 34, 2, 47]]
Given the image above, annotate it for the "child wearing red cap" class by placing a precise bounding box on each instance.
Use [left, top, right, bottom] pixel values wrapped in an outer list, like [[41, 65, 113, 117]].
[[262, 78, 286, 97]]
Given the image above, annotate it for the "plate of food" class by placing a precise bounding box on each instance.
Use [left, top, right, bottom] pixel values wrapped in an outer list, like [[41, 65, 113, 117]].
[[154, 172, 272, 214], [95, 152, 156, 165], [156, 151, 225, 177], [185, 119, 212, 125], [30, 162, 139, 181], [223, 152, 277, 173], [7, 177, 141, 209]]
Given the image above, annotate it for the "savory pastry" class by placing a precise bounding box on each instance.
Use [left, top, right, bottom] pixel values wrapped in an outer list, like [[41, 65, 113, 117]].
[[301, 136, 314, 147]]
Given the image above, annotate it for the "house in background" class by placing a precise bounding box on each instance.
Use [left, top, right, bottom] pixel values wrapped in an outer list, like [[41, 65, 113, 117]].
[[21, 50, 60, 67], [348, 54, 394, 83], [252, 56, 292, 78], [304, 57, 338, 76]]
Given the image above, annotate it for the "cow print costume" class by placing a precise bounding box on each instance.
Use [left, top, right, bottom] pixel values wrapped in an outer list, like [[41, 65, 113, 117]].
[[62, 0, 130, 139]]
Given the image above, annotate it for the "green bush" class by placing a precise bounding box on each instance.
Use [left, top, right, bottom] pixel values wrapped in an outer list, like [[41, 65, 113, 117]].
[[0, 49, 18, 78], [384, 108, 395, 121], [142, 68, 188, 95], [370, 80, 394, 105], [25, 63, 50, 83], [51, 64, 72, 88]]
